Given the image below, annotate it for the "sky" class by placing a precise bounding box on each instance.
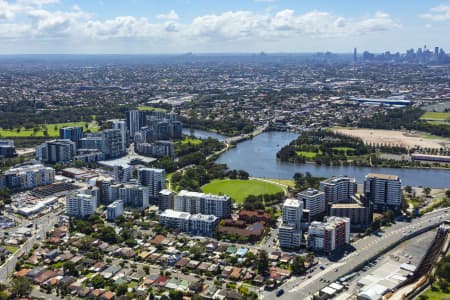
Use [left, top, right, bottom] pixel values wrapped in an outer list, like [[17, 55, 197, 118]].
[[0, 0, 450, 54]]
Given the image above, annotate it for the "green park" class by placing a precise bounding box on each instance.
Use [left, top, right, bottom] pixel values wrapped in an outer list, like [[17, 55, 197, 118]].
[[201, 179, 285, 203], [0, 121, 100, 138]]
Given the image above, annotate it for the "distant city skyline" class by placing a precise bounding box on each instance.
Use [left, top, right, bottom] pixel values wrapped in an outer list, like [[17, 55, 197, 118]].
[[0, 0, 450, 54]]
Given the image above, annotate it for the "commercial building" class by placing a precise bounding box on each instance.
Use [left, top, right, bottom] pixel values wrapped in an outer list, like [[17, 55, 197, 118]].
[[106, 200, 124, 221], [36, 139, 76, 163], [330, 195, 372, 232], [320, 176, 357, 205], [137, 168, 166, 198], [278, 198, 303, 250], [0, 139, 16, 158], [59, 126, 83, 146], [296, 188, 326, 219], [159, 209, 219, 237], [364, 173, 402, 212], [66, 192, 97, 218], [411, 153, 450, 163], [4, 164, 55, 191], [308, 216, 350, 254], [174, 190, 231, 219]]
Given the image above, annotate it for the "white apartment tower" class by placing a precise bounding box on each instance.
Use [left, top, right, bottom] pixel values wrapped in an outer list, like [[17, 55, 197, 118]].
[[364, 173, 402, 212], [296, 188, 326, 218], [66, 192, 97, 218], [320, 176, 357, 204], [278, 198, 303, 250]]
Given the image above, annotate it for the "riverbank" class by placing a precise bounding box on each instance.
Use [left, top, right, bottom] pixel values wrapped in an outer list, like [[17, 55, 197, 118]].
[[215, 131, 450, 188], [277, 129, 450, 170]]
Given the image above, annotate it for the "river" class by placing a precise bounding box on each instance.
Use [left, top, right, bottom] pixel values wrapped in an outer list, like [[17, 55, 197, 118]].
[[186, 129, 450, 188]]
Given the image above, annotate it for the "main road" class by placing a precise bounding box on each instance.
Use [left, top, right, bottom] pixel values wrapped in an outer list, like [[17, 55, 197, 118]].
[[263, 208, 449, 299], [0, 210, 61, 283]]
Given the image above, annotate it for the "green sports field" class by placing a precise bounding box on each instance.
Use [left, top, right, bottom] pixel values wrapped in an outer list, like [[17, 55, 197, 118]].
[[137, 106, 167, 112], [201, 179, 284, 203], [296, 151, 317, 159], [0, 121, 99, 138], [420, 111, 450, 121]]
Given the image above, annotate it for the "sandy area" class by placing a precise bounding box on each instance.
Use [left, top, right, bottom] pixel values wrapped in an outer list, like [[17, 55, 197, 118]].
[[333, 128, 450, 149]]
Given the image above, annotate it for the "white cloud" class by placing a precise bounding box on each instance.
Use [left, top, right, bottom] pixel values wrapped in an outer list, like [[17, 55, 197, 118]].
[[156, 10, 179, 21], [0, 2, 402, 51], [0, 0, 16, 19], [419, 4, 450, 21]]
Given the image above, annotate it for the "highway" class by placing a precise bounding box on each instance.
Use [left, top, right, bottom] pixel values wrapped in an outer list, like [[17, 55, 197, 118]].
[[263, 208, 449, 300], [0, 210, 60, 283]]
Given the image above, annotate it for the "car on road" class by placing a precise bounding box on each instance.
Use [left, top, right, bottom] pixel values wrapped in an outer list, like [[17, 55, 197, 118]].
[[320, 265, 325, 270], [276, 289, 284, 297]]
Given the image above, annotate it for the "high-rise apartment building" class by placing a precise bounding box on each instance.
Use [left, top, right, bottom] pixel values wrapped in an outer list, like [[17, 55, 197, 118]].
[[278, 198, 303, 250], [126, 110, 146, 140], [112, 120, 128, 153], [137, 168, 166, 198], [66, 192, 97, 218], [159, 209, 219, 237], [59, 126, 83, 146], [174, 190, 231, 219], [106, 200, 124, 221], [308, 216, 350, 254], [113, 165, 131, 183], [296, 188, 326, 219], [0, 139, 16, 158], [364, 173, 402, 212], [4, 164, 55, 190], [36, 139, 76, 163], [159, 189, 174, 211], [320, 176, 357, 205]]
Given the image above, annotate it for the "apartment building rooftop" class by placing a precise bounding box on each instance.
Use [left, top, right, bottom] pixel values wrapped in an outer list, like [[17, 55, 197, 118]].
[[366, 173, 399, 181]]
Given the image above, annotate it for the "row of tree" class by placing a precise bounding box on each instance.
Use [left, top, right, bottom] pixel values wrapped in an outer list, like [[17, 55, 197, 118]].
[[358, 107, 450, 137]]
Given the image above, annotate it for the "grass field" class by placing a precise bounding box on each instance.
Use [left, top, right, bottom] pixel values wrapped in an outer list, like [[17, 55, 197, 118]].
[[2, 245, 19, 254], [137, 106, 167, 112], [420, 286, 450, 299], [332, 147, 356, 152], [296, 151, 317, 159], [181, 137, 202, 145], [420, 111, 450, 121], [263, 178, 295, 188], [201, 179, 284, 203], [0, 121, 99, 138]]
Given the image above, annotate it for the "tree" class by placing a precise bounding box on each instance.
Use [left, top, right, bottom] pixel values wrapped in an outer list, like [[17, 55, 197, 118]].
[[11, 277, 31, 298], [190, 244, 206, 260], [404, 186, 412, 194], [292, 256, 306, 275], [115, 283, 128, 296], [91, 275, 106, 289], [257, 250, 269, 275], [423, 187, 432, 197], [438, 278, 449, 293], [446, 189, 450, 199], [63, 261, 79, 276], [143, 265, 150, 275]]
